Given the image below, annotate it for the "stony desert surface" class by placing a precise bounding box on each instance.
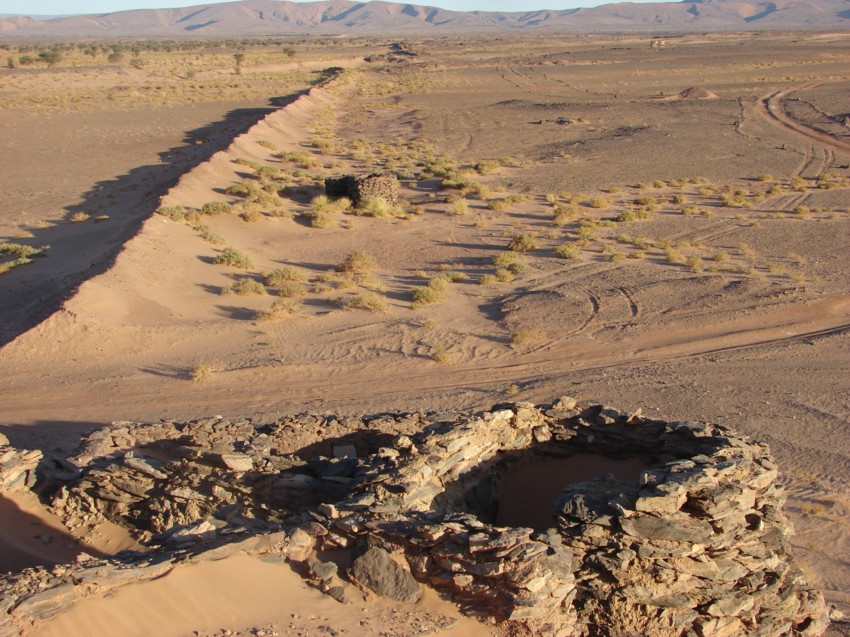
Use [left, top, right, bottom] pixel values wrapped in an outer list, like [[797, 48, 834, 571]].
[[0, 31, 848, 635]]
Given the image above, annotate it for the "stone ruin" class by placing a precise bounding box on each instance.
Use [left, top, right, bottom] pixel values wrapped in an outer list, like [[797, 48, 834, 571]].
[[0, 400, 831, 636], [325, 172, 400, 206]]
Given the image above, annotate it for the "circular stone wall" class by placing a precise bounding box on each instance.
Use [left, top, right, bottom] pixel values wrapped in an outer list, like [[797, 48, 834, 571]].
[[324, 399, 830, 636], [0, 400, 831, 637]]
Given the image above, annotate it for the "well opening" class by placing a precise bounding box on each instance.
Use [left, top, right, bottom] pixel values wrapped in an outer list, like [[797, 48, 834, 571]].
[[432, 443, 658, 532]]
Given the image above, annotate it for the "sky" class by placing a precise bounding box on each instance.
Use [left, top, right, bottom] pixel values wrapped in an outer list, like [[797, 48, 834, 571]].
[[0, 0, 673, 17]]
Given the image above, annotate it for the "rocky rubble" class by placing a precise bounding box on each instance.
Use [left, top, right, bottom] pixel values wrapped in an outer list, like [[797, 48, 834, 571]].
[[0, 401, 831, 636]]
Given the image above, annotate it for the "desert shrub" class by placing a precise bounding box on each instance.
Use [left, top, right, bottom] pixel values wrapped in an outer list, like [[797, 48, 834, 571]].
[[213, 247, 253, 269], [440, 171, 476, 190], [504, 194, 528, 205], [200, 202, 230, 217], [487, 199, 509, 212], [156, 206, 186, 222], [757, 174, 773, 182], [589, 197, 609, 209], [94, 215, 109, 222], [240, 209, 262, 223], [411, 285, 445, 307], [190, 360, 223, 382], [337, 250, 377, 273], [195, 225, 226, 245], [226, 182, 252, 197], [552, 205, 578, 226], [234, 158, 263, 171], [255, 166, 281, 182], [508, 233, 538, 252], [67, 212, 90, 223], [0, 257, 32, 274], [313, 195, 352, 214], [554, 243, 580, 259], [616, 209, 652, 222], [264, 267, 307, 286], [793, 205, 810, 215], [664, 247, 686, 265], [257, 140, 277, 151], [277, 282, 306, 297], [477, 273, 497, 286], [492, 251, 518, 266], [426, 274, 452, 292], [340, 291, 389, 313], [305, 211, 332, 228], [0, 243, 42, 258], [495, 268, 515, 282], [507, 262, 528, 274], [356, 273, 389, 292], [576, 224, 597, 242], [228, 277, 266, 296], [687, 256, 704, 273], [449, 200, 468, 216], [672, 194, 688, 205], [431, 344, 452, 364], [256, 299, 301, 321], [511, 327, 545, 345], [474, 160, 500, 175], [357, 196, 395, 217]]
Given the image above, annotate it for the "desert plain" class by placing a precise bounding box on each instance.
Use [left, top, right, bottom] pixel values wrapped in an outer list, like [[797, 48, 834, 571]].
[[0, 30, 848, 636]]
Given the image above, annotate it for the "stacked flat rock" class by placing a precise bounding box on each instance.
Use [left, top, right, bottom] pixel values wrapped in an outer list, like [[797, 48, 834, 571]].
[[0, 402, 831, 637], [0, 433, 41, 492]]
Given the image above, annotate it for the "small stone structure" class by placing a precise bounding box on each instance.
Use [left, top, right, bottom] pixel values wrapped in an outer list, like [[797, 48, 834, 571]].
[[0, 401, 831, 636], [325, 172, 399, 205]]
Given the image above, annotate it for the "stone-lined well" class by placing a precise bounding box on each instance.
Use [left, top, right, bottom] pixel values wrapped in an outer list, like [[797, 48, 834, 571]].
[[0, 400, 830, 636]]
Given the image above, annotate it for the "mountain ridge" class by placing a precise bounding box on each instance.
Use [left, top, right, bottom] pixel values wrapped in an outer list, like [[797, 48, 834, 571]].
[[1, 0, 848, 36]]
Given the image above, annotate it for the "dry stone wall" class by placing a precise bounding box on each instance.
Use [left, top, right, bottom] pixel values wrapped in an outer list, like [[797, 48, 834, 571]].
[[324, 172, 400, 205], [0, 401, 831, 637]]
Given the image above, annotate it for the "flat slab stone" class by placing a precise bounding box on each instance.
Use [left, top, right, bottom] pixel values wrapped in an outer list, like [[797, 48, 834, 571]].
[[349, 546, 421, 603]]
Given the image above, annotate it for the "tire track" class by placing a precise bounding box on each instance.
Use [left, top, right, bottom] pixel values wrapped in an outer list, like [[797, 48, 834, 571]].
[[616, 286, 639, 318], [755, 83, 850, 178]]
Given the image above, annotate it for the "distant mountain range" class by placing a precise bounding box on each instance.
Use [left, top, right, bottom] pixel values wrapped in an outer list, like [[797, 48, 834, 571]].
[[1, 0, 848, 37]]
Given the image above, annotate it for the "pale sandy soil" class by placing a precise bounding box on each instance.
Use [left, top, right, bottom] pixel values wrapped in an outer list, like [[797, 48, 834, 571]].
[[0, 32, 848, 635]]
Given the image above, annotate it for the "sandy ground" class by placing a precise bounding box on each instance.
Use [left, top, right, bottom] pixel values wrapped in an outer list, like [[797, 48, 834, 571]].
[[0, 32, 848, 635], [34, 554, 491, 637]]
